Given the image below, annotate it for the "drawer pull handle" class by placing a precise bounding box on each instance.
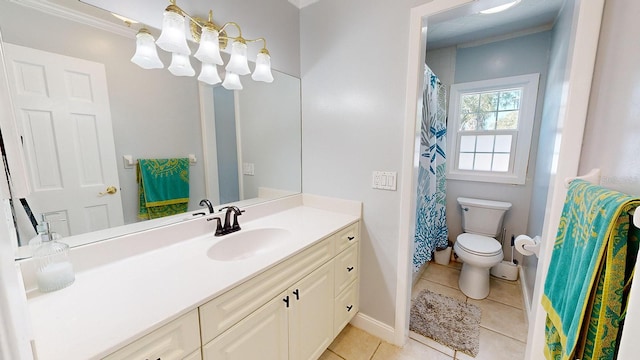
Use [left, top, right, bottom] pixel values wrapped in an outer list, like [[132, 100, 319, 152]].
[[346, 305, 353, 312], [283, 295, 290, 308], [347, 236, 355, 241], [293, 289, 300, 300], [347, 266, 354, 272]]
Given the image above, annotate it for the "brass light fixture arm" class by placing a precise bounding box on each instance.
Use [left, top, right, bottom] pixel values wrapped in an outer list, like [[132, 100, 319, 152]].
[[163, 0, 269, 53]]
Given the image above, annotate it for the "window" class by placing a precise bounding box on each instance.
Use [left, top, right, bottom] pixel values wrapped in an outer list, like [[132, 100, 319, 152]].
[[446, 74, 539, 184]]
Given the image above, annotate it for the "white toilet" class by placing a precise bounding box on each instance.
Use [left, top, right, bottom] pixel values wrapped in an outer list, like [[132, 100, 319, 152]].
[[454, 197, 512, 299]]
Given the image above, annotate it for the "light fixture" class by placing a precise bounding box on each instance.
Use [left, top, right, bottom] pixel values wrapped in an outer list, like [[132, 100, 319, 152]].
[[168, 52, 195, 76], [131, 28, 164, 69], [480, 0, 521, 14], [222, 72, 243, 90], [127, 0, 273, 89], [198, 63, 222, 85]]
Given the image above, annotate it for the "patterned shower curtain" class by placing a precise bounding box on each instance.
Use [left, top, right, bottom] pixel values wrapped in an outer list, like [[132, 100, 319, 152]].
[[412, 65, 448, 272]]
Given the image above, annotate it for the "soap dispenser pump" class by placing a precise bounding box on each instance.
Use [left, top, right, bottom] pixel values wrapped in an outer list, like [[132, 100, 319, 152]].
[[33, 215, 75, 292]]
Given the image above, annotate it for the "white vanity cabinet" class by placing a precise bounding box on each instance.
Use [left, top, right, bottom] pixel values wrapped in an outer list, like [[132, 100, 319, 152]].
[[102, 309, 201, 360], [201, 221, 359, 360]]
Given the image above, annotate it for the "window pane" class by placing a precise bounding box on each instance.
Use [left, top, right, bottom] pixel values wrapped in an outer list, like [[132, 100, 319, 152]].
[[498, 89, 521, 111], [459, 113, 478, 131], [497, 111, 519, 129], [474, 154, 492, 171], [459, 153, 474, 170], [476, 135, 495, 152], [480, 92, 498, 111], [461, 94, 480, 114], [459, 135, 476, 152], [479, 112, 497, 130], [494, 135, 512, 152], [492, 154, 510, 172]]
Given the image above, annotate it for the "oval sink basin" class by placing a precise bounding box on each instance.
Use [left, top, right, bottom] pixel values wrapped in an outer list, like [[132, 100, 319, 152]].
[[207, 228, 292, 261]]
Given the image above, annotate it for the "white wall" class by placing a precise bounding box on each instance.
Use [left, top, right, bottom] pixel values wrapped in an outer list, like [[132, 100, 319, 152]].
[[579, 0, 640, 196], [447, 32, 552, 261], [524, 0, 576, 307], [300, 0, 432, 327]]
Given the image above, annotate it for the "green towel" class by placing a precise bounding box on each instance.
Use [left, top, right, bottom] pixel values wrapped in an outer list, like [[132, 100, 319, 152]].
[[137, 158, 190, 220], [542, 179, 640, 360]]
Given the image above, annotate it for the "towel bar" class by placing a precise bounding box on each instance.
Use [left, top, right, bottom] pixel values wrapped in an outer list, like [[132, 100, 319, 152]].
[[123, 154, 197, 168]]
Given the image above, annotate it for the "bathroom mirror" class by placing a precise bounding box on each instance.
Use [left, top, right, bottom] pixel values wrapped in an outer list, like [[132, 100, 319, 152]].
[[0, 1, 301, 257]]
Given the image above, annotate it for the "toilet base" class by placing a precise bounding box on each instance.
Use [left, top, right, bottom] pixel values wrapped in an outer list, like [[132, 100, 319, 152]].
[[458, 263, 492, 299]]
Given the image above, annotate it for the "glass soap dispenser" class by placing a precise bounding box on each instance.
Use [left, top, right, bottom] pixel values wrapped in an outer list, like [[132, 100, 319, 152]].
[[33, 215, 75, 292]]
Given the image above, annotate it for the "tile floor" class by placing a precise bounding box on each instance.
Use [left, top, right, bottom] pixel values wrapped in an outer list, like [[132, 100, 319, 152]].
[[320, 261, 528, 360]]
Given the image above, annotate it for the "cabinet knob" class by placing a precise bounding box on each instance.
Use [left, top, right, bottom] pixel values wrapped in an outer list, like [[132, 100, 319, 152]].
[[283, 296, 290, 308], [347, 236, 355, 241], [347, 266, 354, 272], [346, 305, 353, 312], [293, 289, 300, 300]]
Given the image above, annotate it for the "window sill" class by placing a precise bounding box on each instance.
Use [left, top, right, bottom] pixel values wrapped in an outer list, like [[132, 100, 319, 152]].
[[446, 171, 526, 185]]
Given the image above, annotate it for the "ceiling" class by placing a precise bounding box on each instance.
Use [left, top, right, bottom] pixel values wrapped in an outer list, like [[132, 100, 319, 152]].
[[427, 0, 566, 50], [22, 0, 564, 49]]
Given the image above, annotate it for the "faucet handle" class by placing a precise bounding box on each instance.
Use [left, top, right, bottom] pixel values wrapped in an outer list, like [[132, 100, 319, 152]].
[[207, 216, 224, 236]]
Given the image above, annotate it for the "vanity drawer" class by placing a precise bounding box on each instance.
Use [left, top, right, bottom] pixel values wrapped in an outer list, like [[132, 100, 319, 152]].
[[102, 309, 200, 360], [200, 236, 333, 344], [334, 244, 358, 295], [334, 222, 359, 254], [334, 280, 359, 336]]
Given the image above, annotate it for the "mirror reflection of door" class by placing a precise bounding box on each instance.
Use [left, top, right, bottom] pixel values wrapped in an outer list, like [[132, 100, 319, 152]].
[[3, 44, 123, 243]]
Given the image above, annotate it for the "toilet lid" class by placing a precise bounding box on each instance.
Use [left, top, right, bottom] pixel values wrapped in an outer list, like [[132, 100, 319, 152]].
[[457, 233, 502, 256]]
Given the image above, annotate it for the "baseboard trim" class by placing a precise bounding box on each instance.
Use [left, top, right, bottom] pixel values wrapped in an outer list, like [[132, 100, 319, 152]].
[[519, 266, 532, 322], [350, 312, 397, 345]]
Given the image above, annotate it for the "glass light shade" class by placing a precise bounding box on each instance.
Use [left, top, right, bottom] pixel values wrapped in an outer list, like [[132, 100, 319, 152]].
[[222, 71, 243, 90], [251, 52, 274, 83], [168, 52, 195, 77], [131, 30, 164, 69], [156, 10, 191, 55], [225, 41, 250, 75], [194, 28, 223, 65], [198, 63, 222, 85]]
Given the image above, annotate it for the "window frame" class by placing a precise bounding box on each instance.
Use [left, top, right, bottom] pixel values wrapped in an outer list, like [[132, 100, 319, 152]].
[[446, 73, 540, 185]]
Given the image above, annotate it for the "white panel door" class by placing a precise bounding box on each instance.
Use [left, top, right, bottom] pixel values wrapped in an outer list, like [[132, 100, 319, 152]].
[[3, 43, 123, 236]]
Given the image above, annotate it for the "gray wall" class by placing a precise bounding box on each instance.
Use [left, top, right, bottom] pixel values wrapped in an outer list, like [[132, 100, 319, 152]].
[[238, 72, 301, 199], [447, 32, 552, 261], [301, 0, 432, 327], [524, 0, 576, 306]]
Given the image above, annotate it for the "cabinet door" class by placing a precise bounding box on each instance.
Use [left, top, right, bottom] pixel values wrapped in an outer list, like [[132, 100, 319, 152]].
[[289, 262, 335, 360], [102, 310, 200, 360], [202, 291, 289, 360]]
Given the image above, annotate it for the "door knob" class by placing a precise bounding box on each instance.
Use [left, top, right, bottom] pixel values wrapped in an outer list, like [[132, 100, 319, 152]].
[[98, 186, 118, 196]]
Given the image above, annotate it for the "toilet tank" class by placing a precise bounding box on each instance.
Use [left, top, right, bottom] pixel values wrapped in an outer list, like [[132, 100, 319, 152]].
[[458, 197, 512, 237]]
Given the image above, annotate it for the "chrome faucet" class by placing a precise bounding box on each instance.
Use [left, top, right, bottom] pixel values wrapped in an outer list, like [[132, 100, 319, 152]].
[[199, 199, 214, 214]]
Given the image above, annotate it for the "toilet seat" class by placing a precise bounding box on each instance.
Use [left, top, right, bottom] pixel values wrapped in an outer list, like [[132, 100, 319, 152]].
[[456, 233, 502, 257]]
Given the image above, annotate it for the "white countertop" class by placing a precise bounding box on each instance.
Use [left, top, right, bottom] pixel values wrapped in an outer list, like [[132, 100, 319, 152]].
[[27, 203, 359, 360]]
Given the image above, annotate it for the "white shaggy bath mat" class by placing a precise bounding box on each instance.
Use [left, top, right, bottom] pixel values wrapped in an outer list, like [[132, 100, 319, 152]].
[[410, 289, 481, 357]]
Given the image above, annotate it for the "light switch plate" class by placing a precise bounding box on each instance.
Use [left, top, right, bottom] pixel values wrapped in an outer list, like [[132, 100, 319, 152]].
[[372, 171, 397, 191], [243, 163, 255, 176]]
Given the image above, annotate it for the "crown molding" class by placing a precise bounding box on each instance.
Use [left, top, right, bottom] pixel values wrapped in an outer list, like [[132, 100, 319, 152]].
[[8, 0, 136, 38], [288, 0, 321, 9]]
